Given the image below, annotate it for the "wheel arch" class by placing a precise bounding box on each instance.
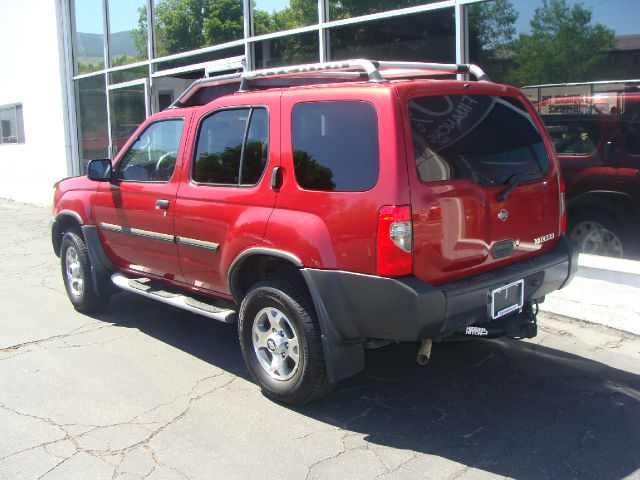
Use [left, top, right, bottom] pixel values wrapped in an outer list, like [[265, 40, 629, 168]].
[[229, 247, 365, 383], [228, 248, 304, 304], [52, 210, 84, 256], [568, 191, 638, 219]]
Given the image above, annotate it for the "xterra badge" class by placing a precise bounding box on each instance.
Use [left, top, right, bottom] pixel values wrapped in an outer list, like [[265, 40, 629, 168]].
[[534, 233, 555, 245]]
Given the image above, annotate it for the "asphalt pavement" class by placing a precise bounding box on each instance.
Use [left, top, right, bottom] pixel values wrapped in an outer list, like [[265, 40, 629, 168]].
[[1, 198, 639, 480]]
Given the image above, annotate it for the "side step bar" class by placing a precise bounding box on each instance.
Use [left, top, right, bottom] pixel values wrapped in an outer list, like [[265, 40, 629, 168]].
[[111, 273, 237, 323]]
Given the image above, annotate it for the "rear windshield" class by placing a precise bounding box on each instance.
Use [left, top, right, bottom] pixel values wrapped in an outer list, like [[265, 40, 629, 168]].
[[409, 95, 549, 186]]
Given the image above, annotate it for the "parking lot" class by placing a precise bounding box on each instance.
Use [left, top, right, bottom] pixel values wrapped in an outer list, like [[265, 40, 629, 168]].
[[1, 198, 639, 480]]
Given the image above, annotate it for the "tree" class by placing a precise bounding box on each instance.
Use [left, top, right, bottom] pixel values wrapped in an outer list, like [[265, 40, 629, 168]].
[[509, 0, 615, 85], [468, 0, 518, 62]]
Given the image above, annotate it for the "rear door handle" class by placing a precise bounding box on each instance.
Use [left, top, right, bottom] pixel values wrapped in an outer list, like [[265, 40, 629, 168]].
[[270, 167, 283, 191], [156, 199, 170, 210]]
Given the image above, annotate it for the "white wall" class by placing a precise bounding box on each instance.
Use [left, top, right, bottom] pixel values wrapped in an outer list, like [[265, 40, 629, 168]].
[[0, 0, 71, 206]]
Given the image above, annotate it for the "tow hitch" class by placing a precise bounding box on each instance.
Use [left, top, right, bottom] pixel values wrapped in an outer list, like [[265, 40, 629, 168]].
[[416, 303, 538, 364], [444, 303, 538, 341]]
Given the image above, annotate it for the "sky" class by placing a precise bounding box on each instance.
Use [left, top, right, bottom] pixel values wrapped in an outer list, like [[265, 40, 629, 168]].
[[513, 0, 638, 36], [75, 0, 640, 36]]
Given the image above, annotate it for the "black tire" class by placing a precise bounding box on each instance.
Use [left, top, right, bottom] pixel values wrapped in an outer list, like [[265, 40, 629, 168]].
[[60, 231, 110, 312], [568, 210, 628, 258], [238, 279, 333, 405]]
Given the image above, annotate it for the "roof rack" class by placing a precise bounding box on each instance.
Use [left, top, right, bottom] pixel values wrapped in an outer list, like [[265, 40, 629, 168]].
[[171, 59, 491, 108], [169, 73, 242, 109], [240, 59, 491, 89]]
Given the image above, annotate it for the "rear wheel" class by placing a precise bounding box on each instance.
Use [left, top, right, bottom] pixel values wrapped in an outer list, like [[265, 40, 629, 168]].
[[238, 279, 333, 405], [60, 231, 110, 312], [569, 213, 626, 258]]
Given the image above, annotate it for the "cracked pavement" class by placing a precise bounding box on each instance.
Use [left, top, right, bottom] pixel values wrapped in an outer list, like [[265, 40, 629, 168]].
[[0, 198, 639, 480]]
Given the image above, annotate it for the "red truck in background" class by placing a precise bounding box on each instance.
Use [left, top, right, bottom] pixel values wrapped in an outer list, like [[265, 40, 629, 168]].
[[524, 82, 640, 259]]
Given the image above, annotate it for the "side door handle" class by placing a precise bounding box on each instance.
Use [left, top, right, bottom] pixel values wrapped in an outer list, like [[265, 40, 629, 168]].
[[156, 199, 170, 210], [270, 167, 283, 191]]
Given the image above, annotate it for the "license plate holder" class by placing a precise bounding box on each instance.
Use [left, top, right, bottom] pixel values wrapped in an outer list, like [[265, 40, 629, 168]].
[[490, 279, 524, 319]]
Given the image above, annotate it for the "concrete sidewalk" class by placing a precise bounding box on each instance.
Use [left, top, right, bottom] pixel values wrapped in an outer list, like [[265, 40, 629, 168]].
[[542, 254, 640, 335], [1, 198, 639, 480]]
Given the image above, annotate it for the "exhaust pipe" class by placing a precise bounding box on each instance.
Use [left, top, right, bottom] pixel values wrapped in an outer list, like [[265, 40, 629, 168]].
[[417, 339, 432, 366]]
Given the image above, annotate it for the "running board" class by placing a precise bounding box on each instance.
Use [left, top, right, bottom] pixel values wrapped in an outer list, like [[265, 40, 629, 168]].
[[111, 273, 237, 323]]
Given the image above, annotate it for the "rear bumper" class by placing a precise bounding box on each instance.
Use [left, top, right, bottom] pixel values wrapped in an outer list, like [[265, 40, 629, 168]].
[[302, 235, 578, 346]]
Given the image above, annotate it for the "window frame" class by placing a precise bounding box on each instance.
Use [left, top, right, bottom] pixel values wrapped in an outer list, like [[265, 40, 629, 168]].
[[190, 105, 270, 188], [113, 117, 185, 184], [290, 99, 380, 192]]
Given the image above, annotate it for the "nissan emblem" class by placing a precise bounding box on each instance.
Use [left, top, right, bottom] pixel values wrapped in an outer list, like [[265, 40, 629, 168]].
[[498, 209, 508, 221]]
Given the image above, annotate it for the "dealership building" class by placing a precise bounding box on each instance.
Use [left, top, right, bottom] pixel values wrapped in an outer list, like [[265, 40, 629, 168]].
[[0, 0, 638, 205]]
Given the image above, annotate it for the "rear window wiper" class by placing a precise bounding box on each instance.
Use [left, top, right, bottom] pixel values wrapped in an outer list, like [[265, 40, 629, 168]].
[[497, 172, 542, 202]]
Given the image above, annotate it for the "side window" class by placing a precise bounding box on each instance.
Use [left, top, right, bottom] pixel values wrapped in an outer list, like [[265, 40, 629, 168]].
[[291, 101, 379, 192], [621, 100, 640, 155], [193, 108, 269, 185], [543, 115, 601, 155], [115, 119, 184, 182]]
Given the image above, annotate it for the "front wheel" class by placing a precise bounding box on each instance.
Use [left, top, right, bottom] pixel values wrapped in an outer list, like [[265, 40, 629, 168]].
[[60, 231, 110, 312], [238, 279, 333, 405]]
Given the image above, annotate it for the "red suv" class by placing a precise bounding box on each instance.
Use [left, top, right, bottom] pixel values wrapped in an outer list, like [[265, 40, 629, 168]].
[[525, 84, 640, 259], [52, 60, 577, 404]]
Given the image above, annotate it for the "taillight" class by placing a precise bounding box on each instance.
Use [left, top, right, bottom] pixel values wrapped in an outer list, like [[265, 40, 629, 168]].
[[376, 205, 412, 277], [560, 179, 566, 234]]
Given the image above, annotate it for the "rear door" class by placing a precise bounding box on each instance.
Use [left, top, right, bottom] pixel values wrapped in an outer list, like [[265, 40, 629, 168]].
[[402, 87, 562, 285], [173, 92, 279, 295]]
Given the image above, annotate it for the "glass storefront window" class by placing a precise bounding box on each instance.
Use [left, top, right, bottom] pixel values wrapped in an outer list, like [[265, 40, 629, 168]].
[[154, 71, 209, 111], [329, 9, 455, 63], [110, 65, 149, 84], [76, 76, 109, 173], [254, 31, 319, 69], [109, 83, 148, 155], [153, 0, 244, 58], [73, 0, 105, 74], [154, 46, 245, 72], [253, 0, 318, 35], [108, 0, 148, 66], [469, 0, 640, 260], [328, 0, 442, 21]]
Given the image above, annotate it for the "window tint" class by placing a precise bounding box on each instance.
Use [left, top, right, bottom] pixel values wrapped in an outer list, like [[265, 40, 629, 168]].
[[292, 101, 379, 191], [194, 109, 248, 184], [621, 97, 640, 154], [115, 119, 184, 182], [193, 108, 269, 185], [409, 95, 549, 186], [241, 109, 269, 185]]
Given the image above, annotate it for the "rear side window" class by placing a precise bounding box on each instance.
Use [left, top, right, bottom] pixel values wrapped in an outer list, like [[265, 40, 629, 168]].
[[621, 100, 640, 154], [292, 101, 379, 191], [409, 95, 549, 186], [193, 108, 268, 185], [542, 115, 601, 155]]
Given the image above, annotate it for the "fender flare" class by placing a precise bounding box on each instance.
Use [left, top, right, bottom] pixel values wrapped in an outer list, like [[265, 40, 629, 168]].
[[228, 247, 365, 382]]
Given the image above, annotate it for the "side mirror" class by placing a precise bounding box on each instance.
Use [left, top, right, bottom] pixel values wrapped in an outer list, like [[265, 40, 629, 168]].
[[87, 159, 113, 181]]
